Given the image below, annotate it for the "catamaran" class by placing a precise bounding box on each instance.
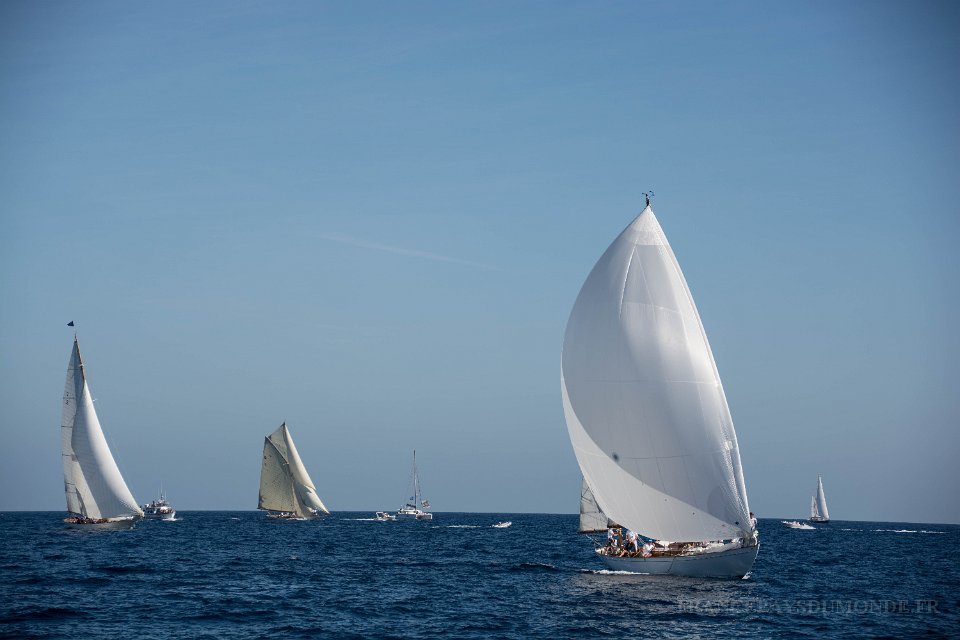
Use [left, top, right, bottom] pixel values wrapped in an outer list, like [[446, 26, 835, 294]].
[[810, 475, 830, 523], [61, 337, 143, 529], [562, 198, 759, 578], [258, 422, 330, 520], [395, 450, 432, 520]]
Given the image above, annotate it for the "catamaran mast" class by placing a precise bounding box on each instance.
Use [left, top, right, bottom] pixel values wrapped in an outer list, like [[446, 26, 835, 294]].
[[413, 450, 420, 507]]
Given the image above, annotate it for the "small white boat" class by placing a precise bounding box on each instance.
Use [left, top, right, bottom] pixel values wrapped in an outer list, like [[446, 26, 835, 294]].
[[394, 450, 433, 521], [375, 511, 396, 521], [258, 423, 330, 520], [61, 336, 144, 529], [142, 490, 176, 520], [561, 198, 759, 578], [810, 475, 830, 523], [493, 521, 512, 528], [783, 520, 816, 530]]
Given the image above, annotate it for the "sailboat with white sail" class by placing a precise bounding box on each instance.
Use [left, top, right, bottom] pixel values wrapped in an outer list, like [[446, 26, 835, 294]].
[[395, 450, 432, 520], [562, 198, 759, 578], [258, 422, 330, 520], [61, 337, 143, 529], [810, 475, 830, 523]]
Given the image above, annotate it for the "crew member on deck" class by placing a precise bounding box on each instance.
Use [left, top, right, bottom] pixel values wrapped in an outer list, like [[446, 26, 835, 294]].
[[606, 526, 618, 549]]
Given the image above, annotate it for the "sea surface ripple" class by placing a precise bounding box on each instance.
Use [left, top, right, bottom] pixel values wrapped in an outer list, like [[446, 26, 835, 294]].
[[1, 513, 957, 638]]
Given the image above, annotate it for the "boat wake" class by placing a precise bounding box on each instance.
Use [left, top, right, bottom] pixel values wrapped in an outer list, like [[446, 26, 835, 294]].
[[579, 569, 641, 576], [345, 518, 380, 522], [873, 529, 945, 534], [446, 525, 481, 529]]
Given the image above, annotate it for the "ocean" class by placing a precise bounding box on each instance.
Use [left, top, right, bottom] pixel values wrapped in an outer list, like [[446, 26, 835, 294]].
[[1, 513, 957, 638]]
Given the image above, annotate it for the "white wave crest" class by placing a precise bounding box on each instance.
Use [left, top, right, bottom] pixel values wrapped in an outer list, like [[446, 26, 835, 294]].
[[580, 569, 647, 575]]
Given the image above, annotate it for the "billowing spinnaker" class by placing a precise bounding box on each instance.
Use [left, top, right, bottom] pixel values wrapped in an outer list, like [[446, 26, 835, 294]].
[[561, 206, 750, 542], [61, 338, 143, 520]]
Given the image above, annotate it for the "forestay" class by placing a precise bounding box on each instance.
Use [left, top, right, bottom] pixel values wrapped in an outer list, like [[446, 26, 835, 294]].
[[562, 205, 751, 542], [61, 338, 142, 520]]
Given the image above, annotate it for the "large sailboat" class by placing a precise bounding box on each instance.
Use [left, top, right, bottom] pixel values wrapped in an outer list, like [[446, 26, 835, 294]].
[[562, 198, 759, 578], [395, 450, 432, 520], [258, 423, 330, 520], [61, 337, 143, 529], [810, 475, 830, 523]]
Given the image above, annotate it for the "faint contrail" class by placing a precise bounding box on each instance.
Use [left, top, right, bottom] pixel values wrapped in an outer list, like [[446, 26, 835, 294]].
[[316, 232, 499, 271]]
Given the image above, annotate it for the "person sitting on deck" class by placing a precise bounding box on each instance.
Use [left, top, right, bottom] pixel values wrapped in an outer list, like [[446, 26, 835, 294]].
[[625, 529, 639, 553], [641, 542, 654, 558]]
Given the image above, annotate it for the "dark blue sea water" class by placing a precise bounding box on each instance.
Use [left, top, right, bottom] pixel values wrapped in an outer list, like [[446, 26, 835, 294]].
[[1, 513, 957, 638]]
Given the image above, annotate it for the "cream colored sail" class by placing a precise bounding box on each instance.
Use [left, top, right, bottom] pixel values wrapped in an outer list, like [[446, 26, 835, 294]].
[[562, 205, 751, 542], [61, 338, 142, 520], [259, 434, 297, 512], [280, 424, 329, 515]]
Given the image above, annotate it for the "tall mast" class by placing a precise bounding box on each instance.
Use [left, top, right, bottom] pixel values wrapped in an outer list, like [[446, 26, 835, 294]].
[[413, 450, 420, 507]]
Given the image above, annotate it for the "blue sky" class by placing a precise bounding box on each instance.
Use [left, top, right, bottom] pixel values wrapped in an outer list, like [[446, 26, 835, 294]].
[[1, 1, 957, 522]]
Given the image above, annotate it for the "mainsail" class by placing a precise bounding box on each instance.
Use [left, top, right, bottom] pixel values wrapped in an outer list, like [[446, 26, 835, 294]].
[[814, 475, 829, 520], [810, 495, 819, 520], [61, 337, 143, 520], [258, 423, 329, 518], [562, 205, 751, 542]]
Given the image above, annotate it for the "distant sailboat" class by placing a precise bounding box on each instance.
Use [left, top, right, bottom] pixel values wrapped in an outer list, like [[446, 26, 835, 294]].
[[258, 423, 329, 520], [562, 200, 759, 578], [395, 450, 432, 520], [810, 475, 830, 523], [61, 337, 143, 528]]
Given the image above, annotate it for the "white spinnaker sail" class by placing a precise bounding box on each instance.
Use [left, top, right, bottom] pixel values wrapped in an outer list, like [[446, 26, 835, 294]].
[[580, 478, 615, 533], [259, 434, 297, 512], [61, 338, 142, 520], [562, 206, 751, 542], [816, 476, 829, 520], [281, 424, 329, 515]]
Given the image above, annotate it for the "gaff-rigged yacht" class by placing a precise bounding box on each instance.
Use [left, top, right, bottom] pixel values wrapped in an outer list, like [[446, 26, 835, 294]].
[[258, 422, 330, 520], [61, 336, 143, 529], [562, 199, 759, 578]]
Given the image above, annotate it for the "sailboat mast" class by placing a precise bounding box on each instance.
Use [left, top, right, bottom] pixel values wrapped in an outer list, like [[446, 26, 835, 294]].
[[413, 450, 420, 506]]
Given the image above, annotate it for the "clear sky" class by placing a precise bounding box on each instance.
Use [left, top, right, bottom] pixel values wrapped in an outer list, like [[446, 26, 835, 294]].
[[2, 1, 958, 523]]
